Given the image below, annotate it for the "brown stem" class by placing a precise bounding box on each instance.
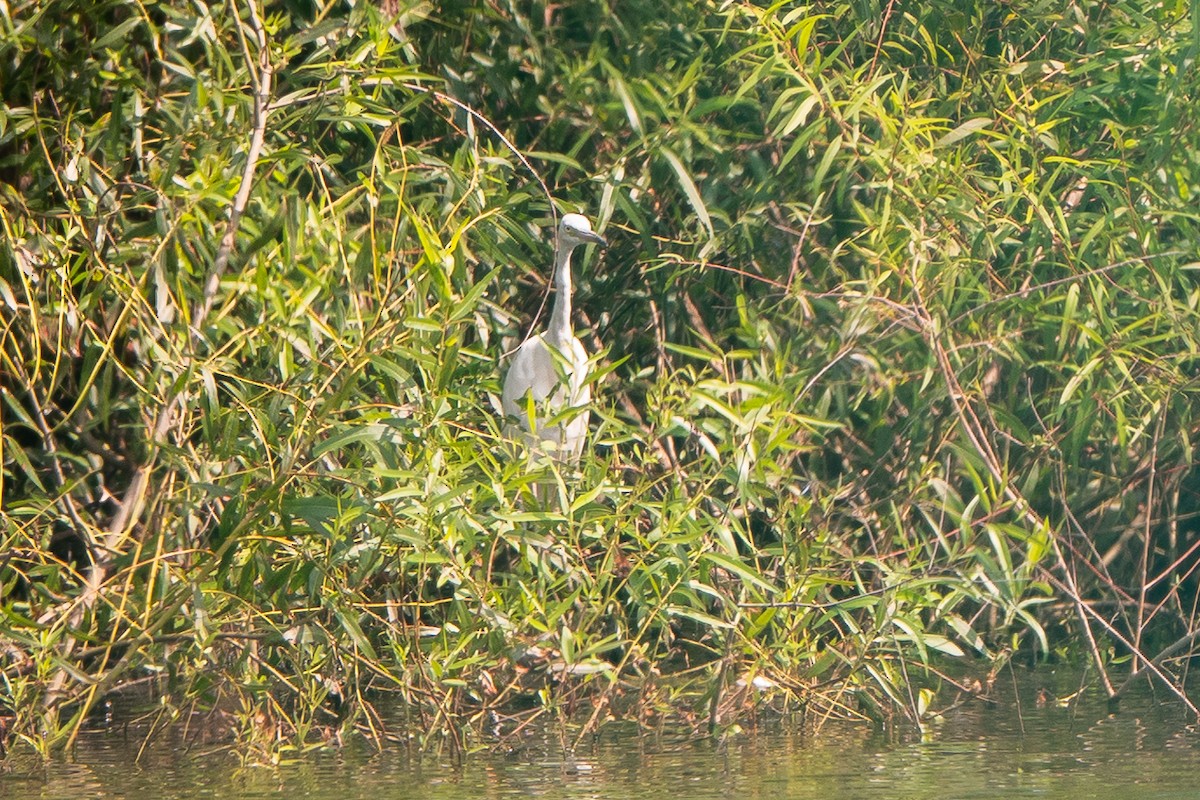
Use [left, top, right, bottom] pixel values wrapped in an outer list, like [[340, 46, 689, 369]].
[[48, 0, 276, 743]]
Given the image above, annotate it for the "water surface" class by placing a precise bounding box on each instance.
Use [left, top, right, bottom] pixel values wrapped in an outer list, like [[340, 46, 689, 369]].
[[4, 670, 1198, 799]]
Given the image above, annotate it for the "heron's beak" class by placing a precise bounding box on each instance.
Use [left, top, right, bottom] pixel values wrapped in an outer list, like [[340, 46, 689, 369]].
[[583, 230, 607, 248]]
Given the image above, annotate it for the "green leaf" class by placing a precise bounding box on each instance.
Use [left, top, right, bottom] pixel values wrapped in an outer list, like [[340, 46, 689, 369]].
[[661, 147, 713, 237], [701, 552, 780, 594], [936, 117, 992, 148]]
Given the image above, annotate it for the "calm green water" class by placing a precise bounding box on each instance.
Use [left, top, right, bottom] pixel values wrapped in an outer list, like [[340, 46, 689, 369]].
[[5, 671, 1200, 799]]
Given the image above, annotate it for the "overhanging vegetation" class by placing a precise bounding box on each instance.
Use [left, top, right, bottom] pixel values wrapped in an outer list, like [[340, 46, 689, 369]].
[[3, 0, 1200, 755]]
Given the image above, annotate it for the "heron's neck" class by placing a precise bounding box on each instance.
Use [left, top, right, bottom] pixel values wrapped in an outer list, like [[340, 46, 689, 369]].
[[547, 243, 575, 346]]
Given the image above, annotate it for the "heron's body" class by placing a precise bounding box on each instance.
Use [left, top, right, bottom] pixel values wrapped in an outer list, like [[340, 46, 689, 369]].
[[502, 331, 590, 461], [501, 213, 605, 464]]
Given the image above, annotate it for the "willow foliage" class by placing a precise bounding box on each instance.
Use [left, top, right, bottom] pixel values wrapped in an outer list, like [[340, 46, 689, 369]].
[[2, 0, 1199, 753]]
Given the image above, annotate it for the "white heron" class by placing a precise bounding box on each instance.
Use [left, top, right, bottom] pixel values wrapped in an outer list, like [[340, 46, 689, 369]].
[[501, 213, 607, 464]]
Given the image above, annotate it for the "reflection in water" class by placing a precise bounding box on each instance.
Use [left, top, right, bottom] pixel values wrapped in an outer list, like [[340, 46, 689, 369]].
[[4, 671, 1198, 800]]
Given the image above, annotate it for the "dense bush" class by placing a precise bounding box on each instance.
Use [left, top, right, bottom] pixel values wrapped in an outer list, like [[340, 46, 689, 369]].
[[3, 0, 1199, 754]]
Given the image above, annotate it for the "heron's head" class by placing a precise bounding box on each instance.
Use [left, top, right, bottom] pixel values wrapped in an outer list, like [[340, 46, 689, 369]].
[[559, 213, 607, 250]]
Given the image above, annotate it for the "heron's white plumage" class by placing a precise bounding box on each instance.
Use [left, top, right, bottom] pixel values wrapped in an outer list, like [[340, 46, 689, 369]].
[[501, 213, 605, 463], [501, 332, 591, 460]]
